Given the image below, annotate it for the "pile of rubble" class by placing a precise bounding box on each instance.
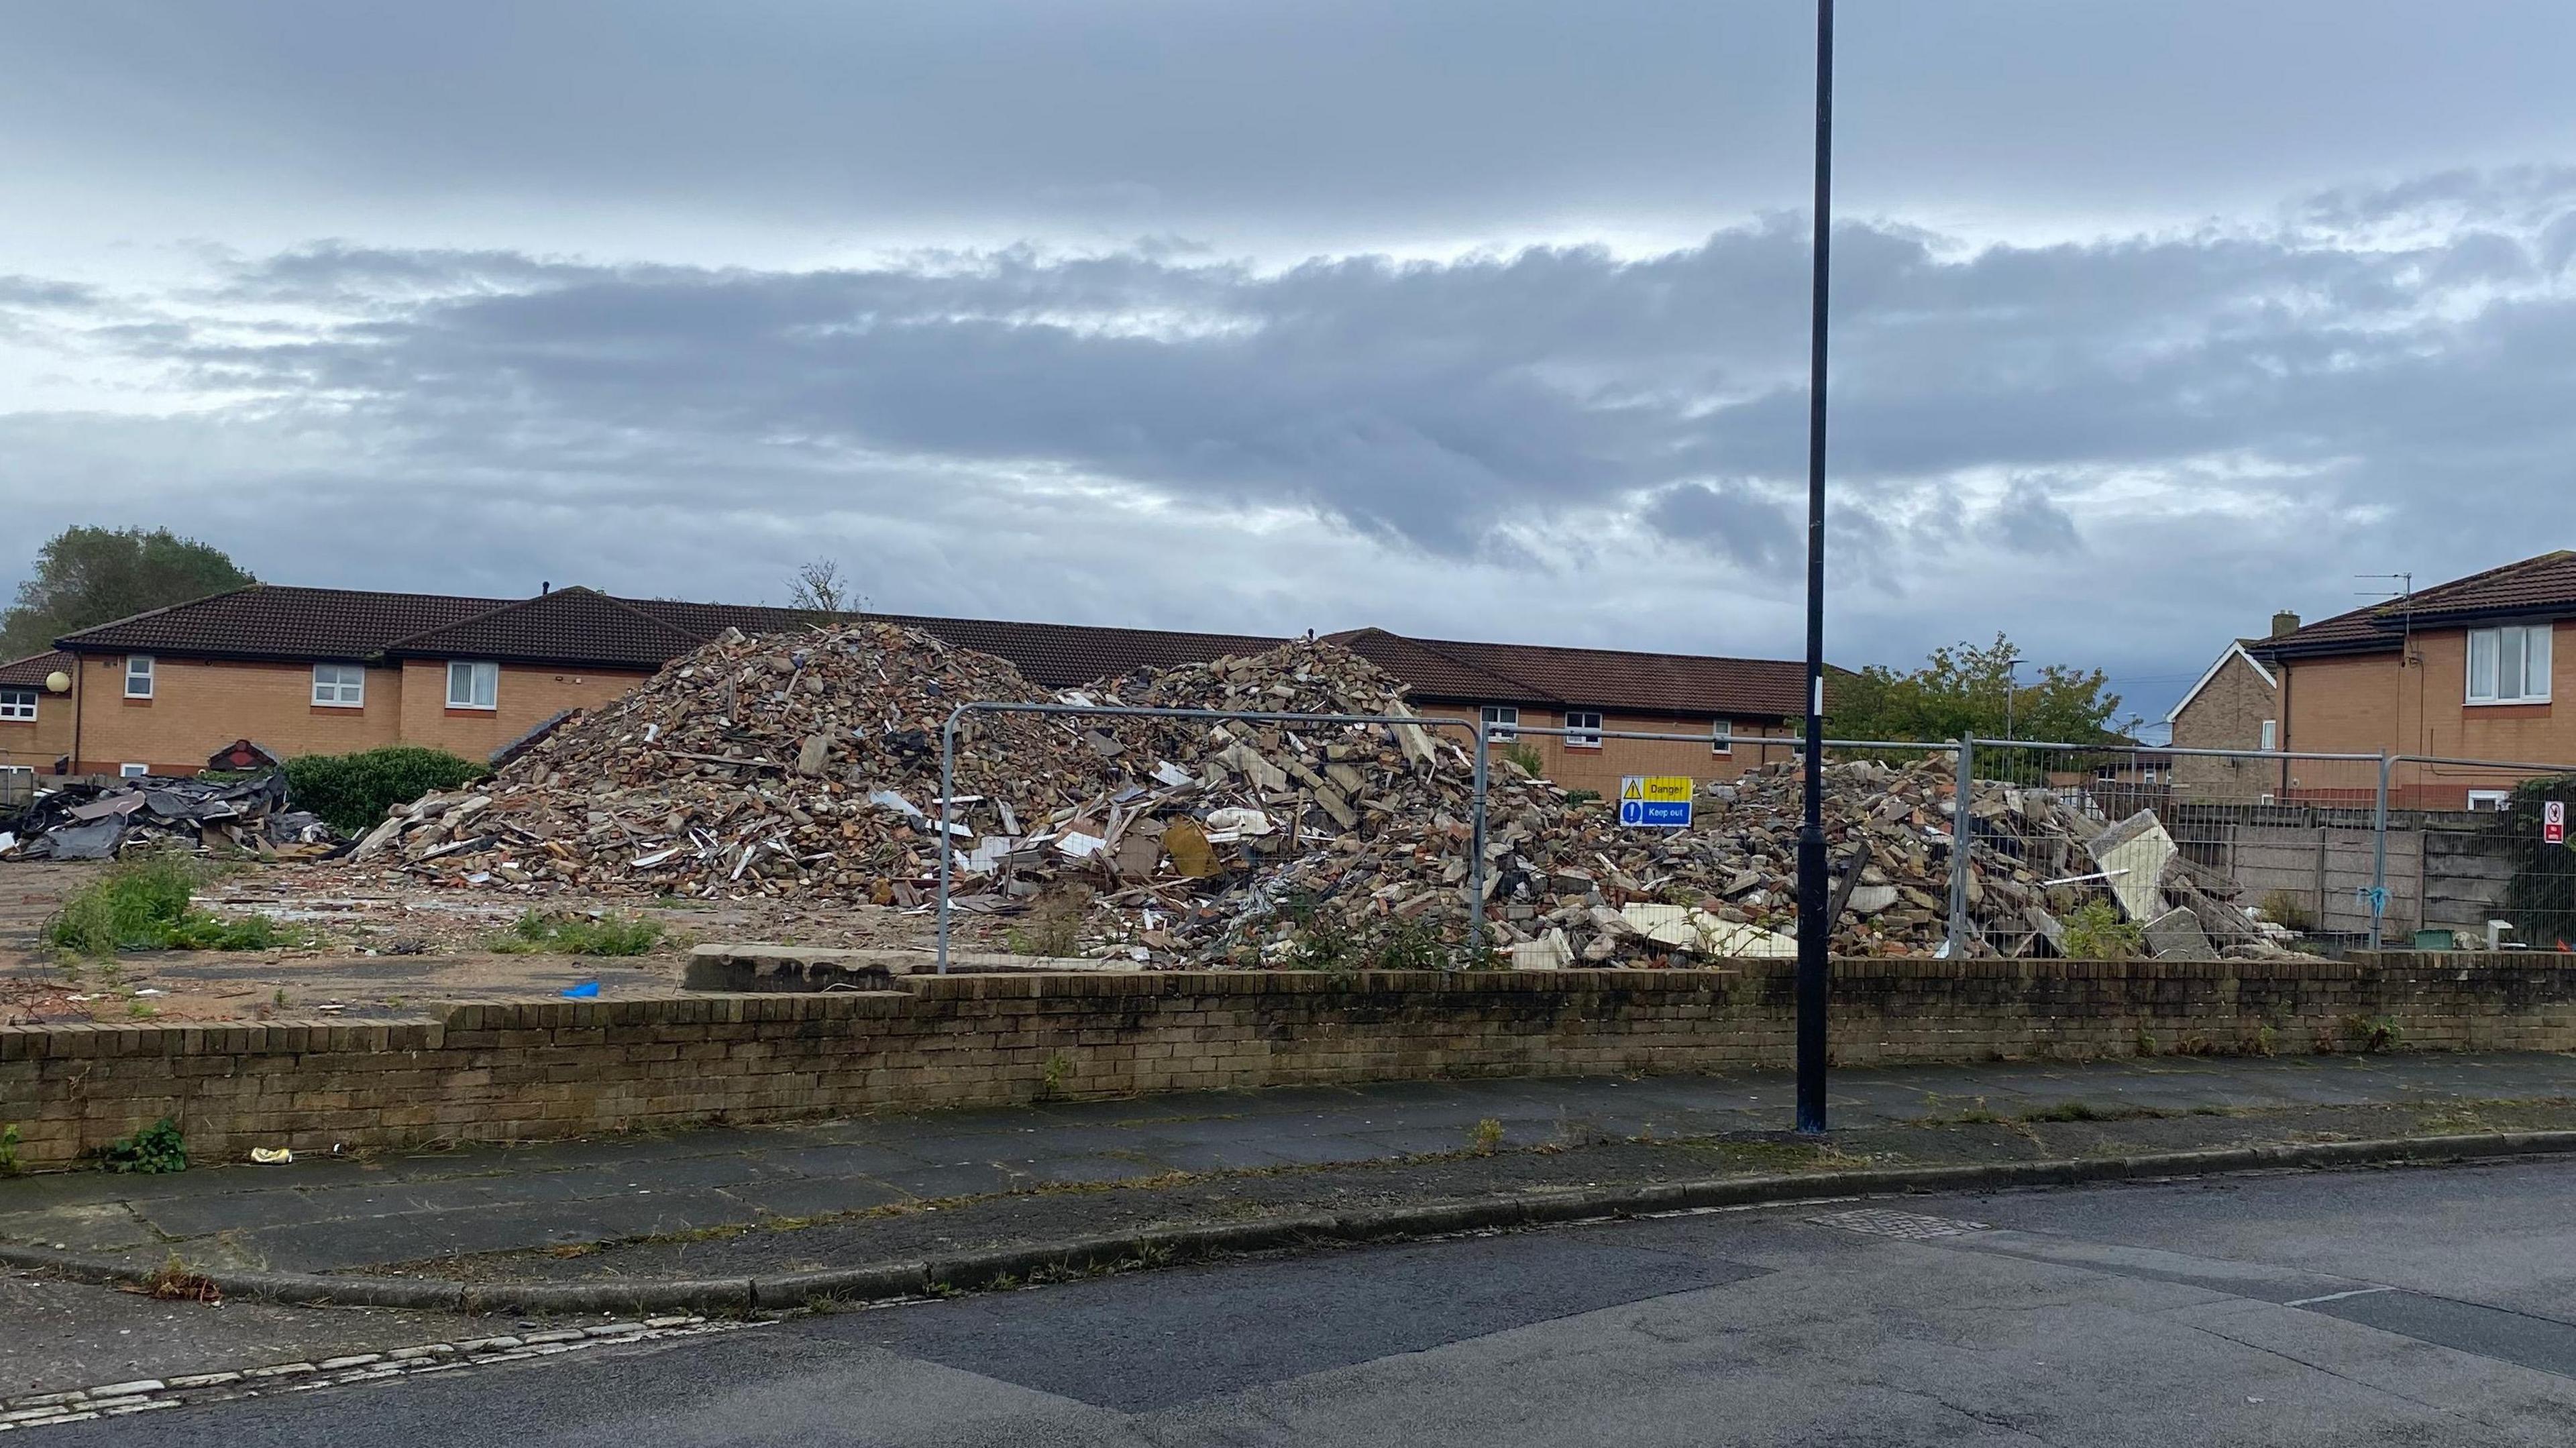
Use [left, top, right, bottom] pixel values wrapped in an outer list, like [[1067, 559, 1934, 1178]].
[[333, 619, 2277, 965], [0, 773, 336, 861], [341, 622, 1102, 899]]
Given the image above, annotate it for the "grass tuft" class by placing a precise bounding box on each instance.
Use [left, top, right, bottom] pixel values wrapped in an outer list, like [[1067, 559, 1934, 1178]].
[[43, 852, 286, 956], [486, 910, 665, 956]]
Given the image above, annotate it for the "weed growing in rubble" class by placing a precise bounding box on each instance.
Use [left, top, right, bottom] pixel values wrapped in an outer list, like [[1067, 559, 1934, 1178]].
[[1500, 742, 1546, 777], [43, 852, 285, 956], [488, 910, 664, 956], [1006, 886, 1092, 958], [2061, 901, 2144, 961], [1468, 1118, 1506, 1156]]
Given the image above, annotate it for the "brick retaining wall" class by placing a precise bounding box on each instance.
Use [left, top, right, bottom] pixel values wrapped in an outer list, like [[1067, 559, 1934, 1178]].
[[5, 954, 2574, 1170]]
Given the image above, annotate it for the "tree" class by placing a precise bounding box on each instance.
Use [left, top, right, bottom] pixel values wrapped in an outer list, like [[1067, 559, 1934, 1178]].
[[1827, 634, 2129, 746], [785, 558, 859, 615], [0, 526, 256, 657]]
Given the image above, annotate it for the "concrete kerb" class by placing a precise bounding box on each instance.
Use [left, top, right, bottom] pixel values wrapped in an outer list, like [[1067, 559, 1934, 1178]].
[[5, 1129, 2574, 1317]]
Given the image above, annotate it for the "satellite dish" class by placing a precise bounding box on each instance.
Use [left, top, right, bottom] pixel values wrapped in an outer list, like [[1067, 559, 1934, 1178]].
[[44, 671, 70, 693]]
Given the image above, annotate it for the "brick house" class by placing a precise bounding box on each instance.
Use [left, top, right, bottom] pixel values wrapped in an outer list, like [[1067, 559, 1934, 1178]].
[[2257, 551, 2576, 808], [0, 649, 76, 775], [2163, 618, 2290, 799], [45, 583, 1814, 787]]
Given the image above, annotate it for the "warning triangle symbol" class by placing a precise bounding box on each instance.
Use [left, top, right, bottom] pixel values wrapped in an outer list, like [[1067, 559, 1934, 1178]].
[[1620, 779, 1644, 800]]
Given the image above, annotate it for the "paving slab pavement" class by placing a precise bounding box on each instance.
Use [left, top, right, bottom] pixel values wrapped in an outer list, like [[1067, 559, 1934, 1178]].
[[2, 1051, 2569, 1280]]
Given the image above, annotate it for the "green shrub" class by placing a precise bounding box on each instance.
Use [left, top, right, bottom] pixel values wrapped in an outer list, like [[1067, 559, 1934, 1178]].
[[97, 1117, 186, 1174], [1563, 789, 1602, 805], [2061, 900, 2145, 960], [42, 853, 284, 956], [1500, 741, 1546, 777], [0, 1123, 19, 1175], [284, 746, 487, 834], [2256, 889, 2317, 933], [487, 910, 664, 956]]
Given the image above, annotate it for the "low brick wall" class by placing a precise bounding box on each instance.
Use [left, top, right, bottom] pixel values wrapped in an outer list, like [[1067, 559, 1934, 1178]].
[[5, 954, 2574, 1170]]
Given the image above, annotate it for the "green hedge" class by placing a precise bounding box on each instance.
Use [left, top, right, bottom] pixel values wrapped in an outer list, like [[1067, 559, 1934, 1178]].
[[284, 746, 488, 834]]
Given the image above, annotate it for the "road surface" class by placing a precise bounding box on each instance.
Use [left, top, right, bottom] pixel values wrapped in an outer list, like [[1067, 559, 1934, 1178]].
[[58, 1158, 2576, 1445]]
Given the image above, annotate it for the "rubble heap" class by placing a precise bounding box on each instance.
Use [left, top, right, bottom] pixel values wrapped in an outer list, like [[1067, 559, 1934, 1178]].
[[347, 622, 1099, 900], [341, 620, 2279, 965], [0, 773, 335, 861]]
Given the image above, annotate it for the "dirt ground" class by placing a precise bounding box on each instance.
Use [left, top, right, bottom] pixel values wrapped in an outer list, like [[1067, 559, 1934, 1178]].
[[0, 858, 959, 1024]]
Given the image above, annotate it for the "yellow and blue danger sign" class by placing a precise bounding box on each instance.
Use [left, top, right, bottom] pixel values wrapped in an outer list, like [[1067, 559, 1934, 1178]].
[[1619, 775, 1693, 828]]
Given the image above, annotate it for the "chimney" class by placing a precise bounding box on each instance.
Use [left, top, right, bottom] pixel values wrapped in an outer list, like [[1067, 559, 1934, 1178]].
[[541, 581, 551, 595], [2270, 610, 2300, 638]]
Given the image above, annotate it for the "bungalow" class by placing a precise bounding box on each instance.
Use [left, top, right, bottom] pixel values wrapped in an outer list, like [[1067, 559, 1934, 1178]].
[[45, 583, 1819, 793]]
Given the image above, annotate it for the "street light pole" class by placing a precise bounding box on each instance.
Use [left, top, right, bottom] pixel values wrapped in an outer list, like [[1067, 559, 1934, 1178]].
[[1793, 0, 1834, 1137]]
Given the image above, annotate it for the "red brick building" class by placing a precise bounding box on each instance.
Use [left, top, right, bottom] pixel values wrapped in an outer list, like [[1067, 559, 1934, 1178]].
[[42, 583, 1819, 789]]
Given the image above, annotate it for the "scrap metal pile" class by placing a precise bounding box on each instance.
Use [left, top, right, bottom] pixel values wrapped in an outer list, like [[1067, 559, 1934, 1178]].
[[0, 773, 336, 861], [329, 618, 2275, 964]]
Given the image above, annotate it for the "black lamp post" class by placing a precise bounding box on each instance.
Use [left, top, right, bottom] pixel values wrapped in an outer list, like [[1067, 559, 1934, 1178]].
[[1793, 0, 1834, 1136]]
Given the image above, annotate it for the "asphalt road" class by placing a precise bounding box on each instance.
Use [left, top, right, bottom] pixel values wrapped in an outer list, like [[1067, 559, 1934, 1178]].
[[60, 1158, 2576, 1446]]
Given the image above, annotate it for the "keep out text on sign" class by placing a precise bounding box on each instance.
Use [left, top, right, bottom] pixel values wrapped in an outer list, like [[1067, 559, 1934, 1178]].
[[1619, 775, 1693, 829]]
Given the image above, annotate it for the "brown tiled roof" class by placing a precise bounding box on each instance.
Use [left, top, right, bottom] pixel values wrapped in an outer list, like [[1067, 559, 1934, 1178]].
[[54, 583, 1811, 716], [386, 588, 709, 670], [0, 649, 72, 688], [57, 585, 506, 661], [2260, 551, 2576, 659], [1331, 628, 1813, 718]]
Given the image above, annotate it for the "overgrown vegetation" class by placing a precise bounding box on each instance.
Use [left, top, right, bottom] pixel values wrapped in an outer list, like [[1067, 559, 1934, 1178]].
[[0, 1123, 19, 1175], [2346, 1014, 2404, 1053], [486, 910, 665, 956], [42, 852, 284, 956], [2061, 900, 2145, 960], [97, 1117, 186, 1174], [1468, 1117, 1505, 1156], [1279, 897, 1474, 973], [1500, 741, 1546, 777], [283, 745, 488, 834]]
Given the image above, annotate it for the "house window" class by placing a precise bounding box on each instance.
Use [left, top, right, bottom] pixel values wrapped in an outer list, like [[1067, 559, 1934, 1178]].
[[1564, 710, 1603, 749], [119, 763, 149, 779], [123, 655, 154, 699], [2259, 718, 2277, 751], [1480, 705, 1518, 742], [312, 663, 366, 708], [447, 660, 499, 710], [0, 688, 34, 722], [1711, 719, 1733, 756], [2468, 624, 2553, 704], [2468, 789, 2512, 812]]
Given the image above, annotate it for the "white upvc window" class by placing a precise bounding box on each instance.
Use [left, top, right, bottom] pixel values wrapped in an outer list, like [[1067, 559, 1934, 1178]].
[[2467, 624, 2553, 705], [447, 660, 499, 710], [1711, 719, 1733, 755], [123, 655, 154, 699], [119, 763, 149, 779], [2259, 718, 2277, 751], [0, 688, 34, 721], [2468, 789, 2512, 812], [1480, 705, 1518, 742], [312, 663, 366, 708], [1564, 710, 1603, 749]]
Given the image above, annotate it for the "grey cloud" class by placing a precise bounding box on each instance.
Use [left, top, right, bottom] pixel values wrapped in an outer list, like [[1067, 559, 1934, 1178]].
[[1990, 481, 2082, 556], [1648, 482, 1798, 569]]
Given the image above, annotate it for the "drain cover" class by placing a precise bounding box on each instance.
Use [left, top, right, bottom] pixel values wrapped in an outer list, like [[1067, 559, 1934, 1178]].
[[1809, 1208, 1989, 1240]]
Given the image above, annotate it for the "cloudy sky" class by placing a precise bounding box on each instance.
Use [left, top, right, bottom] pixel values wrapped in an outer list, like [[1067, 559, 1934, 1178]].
[[5, 1, 2575, 728]]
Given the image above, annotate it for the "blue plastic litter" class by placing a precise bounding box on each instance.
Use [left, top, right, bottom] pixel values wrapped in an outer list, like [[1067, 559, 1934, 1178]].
[[560, 981, 600, 999]]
